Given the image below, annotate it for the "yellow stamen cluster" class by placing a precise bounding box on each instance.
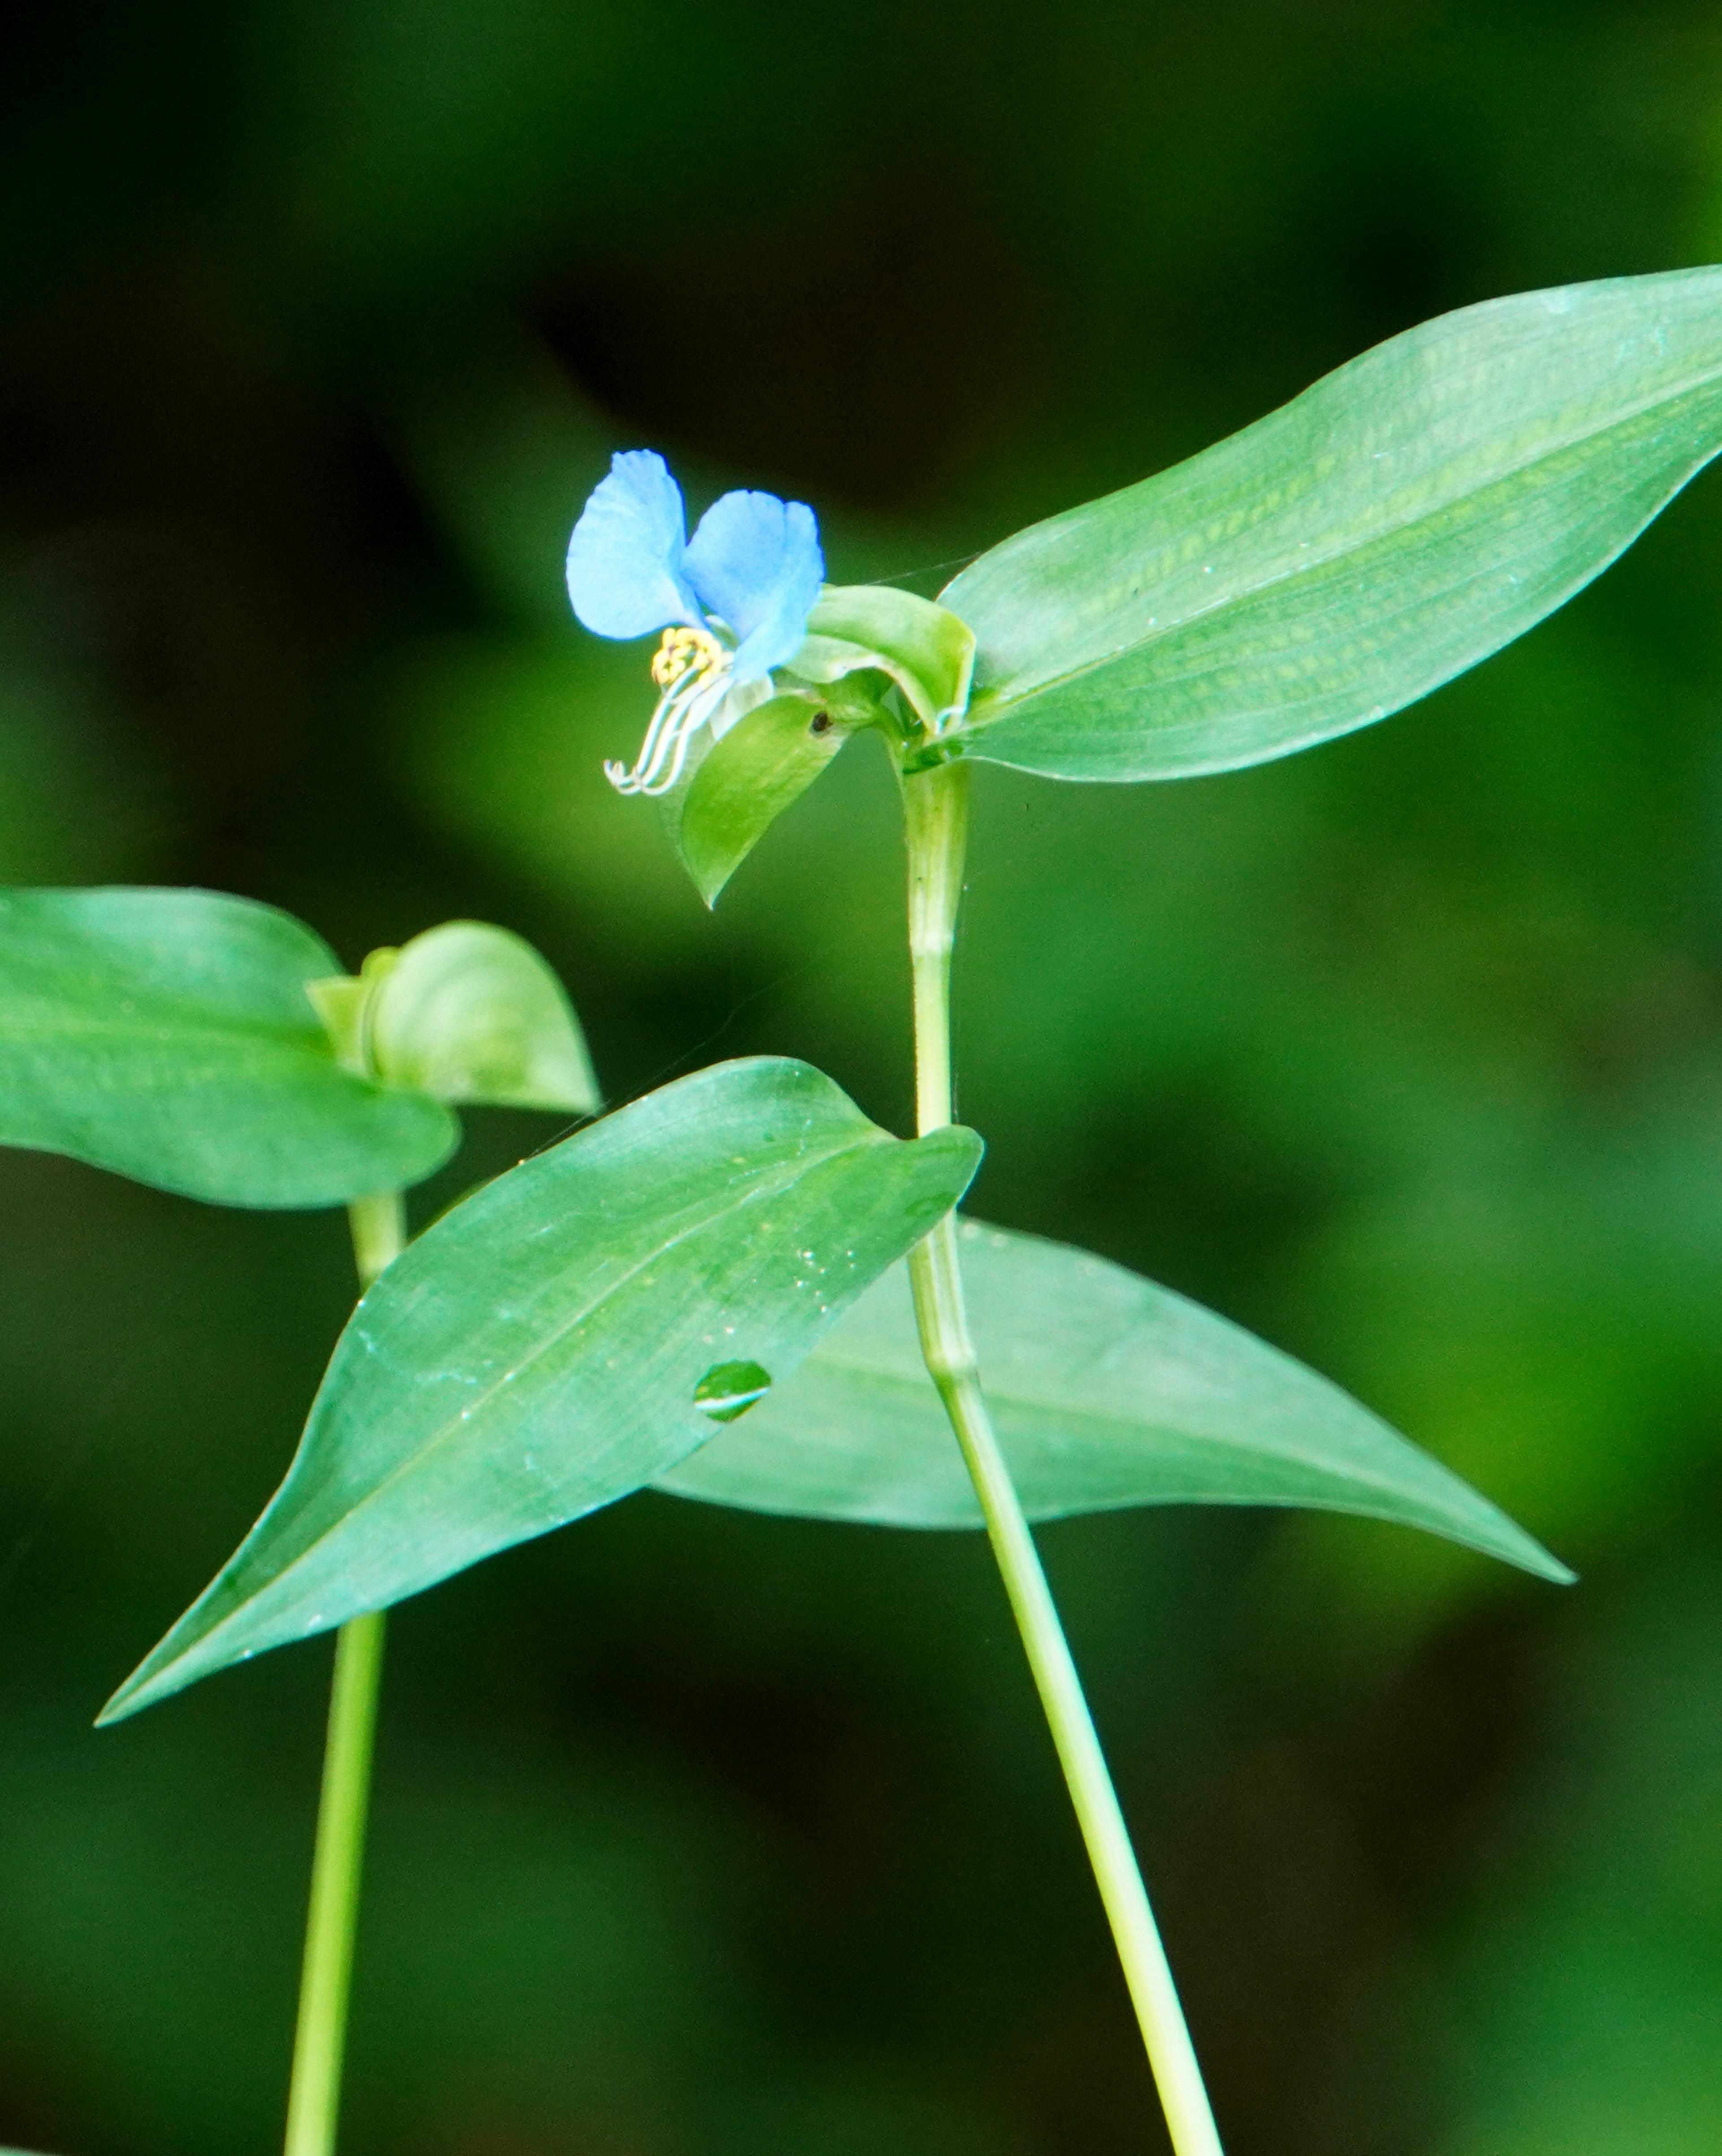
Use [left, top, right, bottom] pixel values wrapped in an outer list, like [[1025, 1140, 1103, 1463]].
[[650, 625, 724, 689]]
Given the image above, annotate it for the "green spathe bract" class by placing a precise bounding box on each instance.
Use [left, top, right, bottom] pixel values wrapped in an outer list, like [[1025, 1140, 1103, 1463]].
[[0, 886, 457, 1207], [351, 920, 599, 1112], [100, 1057, 982, 1722], [798, 585, 976, 732], [661, 1218, 1570, 1582], [665, 587, 978, 906], [939, 265, 1722, 781]]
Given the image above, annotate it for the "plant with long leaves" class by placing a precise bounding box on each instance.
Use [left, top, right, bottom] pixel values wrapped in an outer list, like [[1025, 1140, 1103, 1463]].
[[8, 261, 1722, 2156]]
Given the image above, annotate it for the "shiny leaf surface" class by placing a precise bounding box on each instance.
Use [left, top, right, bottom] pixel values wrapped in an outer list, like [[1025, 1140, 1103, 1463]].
[[941, 267, 1722, 781], [101, 1058, 982, 1719], [0, 887, 457, 1207], [661, 1219, 1570, 1582], [671, 691, 852, 905]]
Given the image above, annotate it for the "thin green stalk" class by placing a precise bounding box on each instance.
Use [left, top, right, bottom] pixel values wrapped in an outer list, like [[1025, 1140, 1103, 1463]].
[[281, 1189, 404, 2156], [901, 761, 1225, 2156]]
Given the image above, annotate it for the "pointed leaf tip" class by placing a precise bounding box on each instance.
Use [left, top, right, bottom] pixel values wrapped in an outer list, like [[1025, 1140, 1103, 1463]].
[[99, 1058, 980, 1721], [661, 1219, 1572, 1584], [944, 265, 1722, 782], [670, 691, 852, 905]]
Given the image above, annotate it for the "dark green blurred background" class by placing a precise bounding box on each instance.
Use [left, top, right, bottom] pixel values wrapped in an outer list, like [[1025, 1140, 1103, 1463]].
[[5, 3, 1722, 2151]]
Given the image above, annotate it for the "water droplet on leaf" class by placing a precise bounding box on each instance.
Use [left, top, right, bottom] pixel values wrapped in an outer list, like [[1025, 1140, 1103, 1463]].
[[694, 1359, 773, 1423]]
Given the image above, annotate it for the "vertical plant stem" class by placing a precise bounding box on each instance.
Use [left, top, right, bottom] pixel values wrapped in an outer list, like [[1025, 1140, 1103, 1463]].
[[901, 761, 1225, 2156], [281, 1189, 405, 2156]]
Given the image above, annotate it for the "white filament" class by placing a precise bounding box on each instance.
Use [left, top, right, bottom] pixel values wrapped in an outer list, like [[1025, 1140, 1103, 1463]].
[[604, 659, 735, 797]]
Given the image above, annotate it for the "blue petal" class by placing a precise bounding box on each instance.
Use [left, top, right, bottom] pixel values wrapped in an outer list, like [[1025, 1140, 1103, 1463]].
[[683, 490, 824, 680], [565, 451, 702, 639]]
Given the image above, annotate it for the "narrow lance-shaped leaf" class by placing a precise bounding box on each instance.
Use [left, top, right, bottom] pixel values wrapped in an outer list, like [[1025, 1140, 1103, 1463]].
[[100, 1058, 982, 1721], [938, 265, 1722, 781], [0, 887, 456, 1207], [660, 1219, 1570, 1583]]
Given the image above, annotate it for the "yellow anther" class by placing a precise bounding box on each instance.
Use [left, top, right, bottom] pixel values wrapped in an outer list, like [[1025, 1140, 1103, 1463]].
[[650, 625, 724, 688]]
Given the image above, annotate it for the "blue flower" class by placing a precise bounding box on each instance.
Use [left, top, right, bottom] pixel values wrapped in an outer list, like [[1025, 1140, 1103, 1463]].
[[566, 451, 825, 795]]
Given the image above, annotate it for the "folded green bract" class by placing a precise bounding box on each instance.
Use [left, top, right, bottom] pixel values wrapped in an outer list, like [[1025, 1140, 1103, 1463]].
[[313, 918, 599, 1113], [668, 689, 853, 906]]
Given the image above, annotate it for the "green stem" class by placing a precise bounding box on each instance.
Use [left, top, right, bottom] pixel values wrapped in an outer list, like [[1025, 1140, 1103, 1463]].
[[281, 1190, 404, 2156], [901, 762, 1224, 2156]]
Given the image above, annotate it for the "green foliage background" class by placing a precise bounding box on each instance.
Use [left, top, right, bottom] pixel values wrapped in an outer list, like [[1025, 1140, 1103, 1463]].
[[4, 2, 1722, 2151]]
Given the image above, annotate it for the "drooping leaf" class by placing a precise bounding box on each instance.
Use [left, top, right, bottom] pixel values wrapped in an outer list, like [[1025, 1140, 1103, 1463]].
[[100, 1058, 982, 1719], [0, 887, 457, 1208], [937, 266, 1722, 782], [670, 690, 853, 905], [659, 1219, 1570, 1583], [361, 920, 599, 1112]]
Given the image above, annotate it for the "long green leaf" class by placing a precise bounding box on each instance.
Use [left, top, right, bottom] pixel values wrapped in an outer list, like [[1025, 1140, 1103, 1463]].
[[939, 265, 1722, 781], [100, 1058, 982, 1720], [0, 887, 457, 1207], [660, 1219, 1570, 1582]]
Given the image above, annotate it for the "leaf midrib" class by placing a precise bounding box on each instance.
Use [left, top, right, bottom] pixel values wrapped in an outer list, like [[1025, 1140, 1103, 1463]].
[[0, 1011, 327, 1054], [783, 1341, 1483, 1507]]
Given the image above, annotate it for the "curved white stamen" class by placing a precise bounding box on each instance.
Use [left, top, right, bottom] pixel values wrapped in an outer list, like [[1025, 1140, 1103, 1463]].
[[604, 643, 737, 797], [617, 684, 681, 787], [630, 681, 695, 789], [655, 672, 732, 791]]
